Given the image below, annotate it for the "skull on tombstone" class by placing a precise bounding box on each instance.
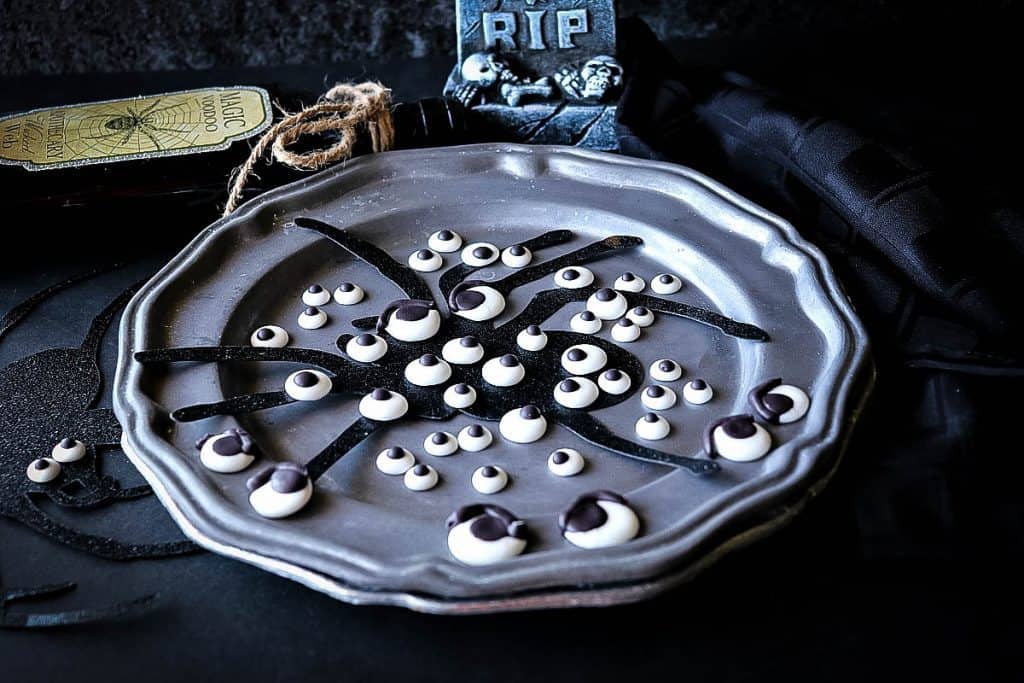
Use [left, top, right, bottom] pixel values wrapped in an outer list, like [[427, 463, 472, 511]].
[[461, 52, 510, 88], [579, 55, 624, 100]]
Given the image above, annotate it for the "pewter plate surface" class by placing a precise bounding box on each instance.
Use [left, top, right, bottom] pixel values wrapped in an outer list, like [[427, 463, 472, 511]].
[[114, 144, 870, 612]]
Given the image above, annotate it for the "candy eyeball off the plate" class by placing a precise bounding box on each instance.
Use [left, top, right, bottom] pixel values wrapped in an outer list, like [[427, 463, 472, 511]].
[[359, 388, 409, 421], [442, 335, 485, 365], [748, 378, 810, 424], [627, 306, 655, 327], [301, 284, 332, 307], [333, 282, 365, 305], [51, 438, 86, 463], [246, 463, 312, 519], [553, 377, 599, 409], [570, 310, 602, 334], [517, 324, 548, 352], [285, 369, 332, 401], [446, 504, 528, 566], [501, 244, 532, 268], [424, 431, 459, 456], [561, 344, 608, 375], [559, 491, 640, 549], [499, 405, 547, 443], [409, 248, 443, 272], [635, 412, 670, 440], [611, 318, 641, 342], [586, 288, 628, 320], [598, 368, 632, 395], [27, 458, 60, 483], [652, 273, 683, 294], [196, 428, 256, 473], [458, 423, 493, 451], [376, 446, 415, 475], [444, 383, 478, 409], [472, 465, 509, 494], [641, 384, 677, 411], [705, 414, 772, 462], [405, 353, 452, 386], [554, 266, 594, 289], [297, 306, 328, 330], [251, 325, 290, 348], [346, 333, 388, 363], [404, 463, 439, 491], [450, 283, 506, 321], [548, 448, 585, 477], [381, 300, 441, 342], [613, 272, 646, 293], [429, 229, 463, 253], [482, 354, 525, 387], [650, 359, 683, 382], [683, 379, 714, 405], [461, 242, 500, 267]]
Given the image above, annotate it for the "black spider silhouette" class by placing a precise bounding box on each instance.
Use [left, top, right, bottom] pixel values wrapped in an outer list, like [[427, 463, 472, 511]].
[[135, 218, 769, 484]]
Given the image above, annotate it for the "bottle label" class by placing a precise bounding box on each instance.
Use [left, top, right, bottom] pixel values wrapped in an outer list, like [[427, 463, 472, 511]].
[[0, 86, 272, 171]]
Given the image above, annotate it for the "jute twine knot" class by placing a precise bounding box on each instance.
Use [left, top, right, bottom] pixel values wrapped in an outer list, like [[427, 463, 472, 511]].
[[223, 81, 394, 216]]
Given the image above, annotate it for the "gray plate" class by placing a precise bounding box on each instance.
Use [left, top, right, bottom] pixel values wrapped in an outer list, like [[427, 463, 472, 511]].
[[114, 143, 871, 613]]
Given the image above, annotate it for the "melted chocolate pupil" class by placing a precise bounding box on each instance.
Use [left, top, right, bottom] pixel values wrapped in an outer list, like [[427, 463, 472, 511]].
[[212, 435, 243, 455], [560, 379, 580, 392], [256, 328, 275, 341], [520, 405, 540, 419], [595, 288, 616, 301], [307, 284, 322, 293], [526, 324, 541, 335], [432, 432, 448, 444], [412, 464, 430, 476], [460, 336, 479, 347], [293, 371, 319, 388], [395, 303, 430, 321], [468, 425, 484, 437], [647, 386, 664, 397], [723, 417, 757, 439], [500, 354, 519, 367], [470, 515, 509, 541], [509, 245, 525, 255], [454, 290, 486, 311], [764, 392, 794, 415], [339, 282, 354, 292], [356, 333, 375, 345], [270, 468, 307, 494], [580, 311, 596, 321], [604, 369, 622, 380], [568, 349, 586, 361], [59, 437, 76, 449], [438, 230, 453, 240], [416, 249, 433, 259], [552, 451, 570, 464], [563, 500, 608, 533], [371, 388, 391, 400], [562, 269, 579, 280], [472, 246, 493, 260], [420, 354, 439, 366], [690, 379, 707, 390], [481, 466, 498, 478]]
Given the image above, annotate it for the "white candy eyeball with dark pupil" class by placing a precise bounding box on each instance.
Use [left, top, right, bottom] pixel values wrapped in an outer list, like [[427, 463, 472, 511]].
[[333, 282, 365, 305], [197, 428, 256, 473], [627, 306, 655, 327], [684, 379, 714, 405], [559, 491, 640, 549], [706, 414, 772, 462], [251, 325, 290, 348], [27, 457, 60, 483], [614, 272, 646, 293], [748, 379, 810, 424], [285, 369, 332, 401], [482, 354, 525, 386], [548, 448, 585, 476], [346, 333, 388, 362], [461, 242, 499, 267], [446, 504, 527, 565], [458, 423, 493, 451], [501, 244, 532, 267], [359, 388, 409, 421], [383, 301, 441, 342], [570, 310, 602, 334], [444, 383, 477, 409], [611, 318, 641, 342], [652, 273, 683, 294], [442, 335, 484, 365], [517, 324, 547, 351], [405, 353, 452, 386], [472, 465, 509, 494], [499, 405, 547, 443], [554, 266, 594, 289], [451, 285, 505, 321], [598, 368, 632, 395], [642, 384, 677, 410], [376, 446, 415, 475], [424, 431, 458, 456], [635, 412, 670, 440], [587, 288, 628, 320], [561, 344, 608, 375], [554, 377, 599, 409], [297, 306, 328, 330], [246, 463, 312, 518], [51, 438, 86, 463], [404, 463, 439, 491], [429, 229, 463, 253], [409, 248, 443, 272], [302, 284, 332, 307], [650, 359, 682, 382]]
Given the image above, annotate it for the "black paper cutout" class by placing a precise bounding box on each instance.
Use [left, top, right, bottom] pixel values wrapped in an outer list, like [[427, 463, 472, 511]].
[[0, 573, 157, 629]]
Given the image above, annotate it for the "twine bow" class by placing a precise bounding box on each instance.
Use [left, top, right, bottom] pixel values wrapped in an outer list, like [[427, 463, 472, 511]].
[[223, 81, 394, 216]]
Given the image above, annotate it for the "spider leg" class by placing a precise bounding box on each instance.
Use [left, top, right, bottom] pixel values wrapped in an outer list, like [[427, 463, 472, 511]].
[[0, 585, 157, 629], [118, 130, 135, 147], [135, 345, 349, 374], [304, 415, 382, 480], [133, 99, 161, 118], [138, 125, 163, 151], [490, 235, 643, 295], [438, 229, 574, 300], [170, 390, 294, 422], [632, 293, 770, 342], [496, 286, 593, 332]]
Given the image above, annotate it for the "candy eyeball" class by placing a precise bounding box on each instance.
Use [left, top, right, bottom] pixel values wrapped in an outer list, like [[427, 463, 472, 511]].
[[461, 242, 499, 267], [627, 306, 655, 327], [611, 318, 641, 342], [559, 491, 640, 549], [635, 412, 670, 440], [444, 383, 478, 409], [499, 405, 547, 443], [333, 282, 365, 305], [705, 414, 772, 462], [346, 333, 388, 363], [409, 248, 443, 272], [404, 463, 439, 491], [561, 344, 608, 375], [51, 438, 86, 463], [429, 229, 463, 253], [442, 335, 485, 365], [650, 359, 682, 382], [297, 306, 328, 330], [458, 423, 493, 451], [404, 353, 452, 386], [285, 369, 332, 401], [517, 324, 548, 351], [302, 284, 332, 307], [570, 310, 602, 334], [748, 379, 810, 424], [196, 428, 256, 473], [501, 244, 532, 268], [554, 266, 594, 289], [482, 354, 525, 387], [380, 299, 441, 342], [425, 431, 459, 456], [358, 388, 409, 421], [251, 325, 290, 348], [446, 504, 527, 565], [613, 272, 646, 293], [376, 446, 415, 475], [548, 448, 585, 477], [553, 377, 599, 409], [246, 463, 312, 519], [598, 368, 632, 395], [472, 465, 509, 494], [586, 288, 628, 320], [641, 384, 677, 411], [683, 378, 714, 404], [449, 282, 506, 321], [27, 457, 60, 483], [652, 273, 682, 294]]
